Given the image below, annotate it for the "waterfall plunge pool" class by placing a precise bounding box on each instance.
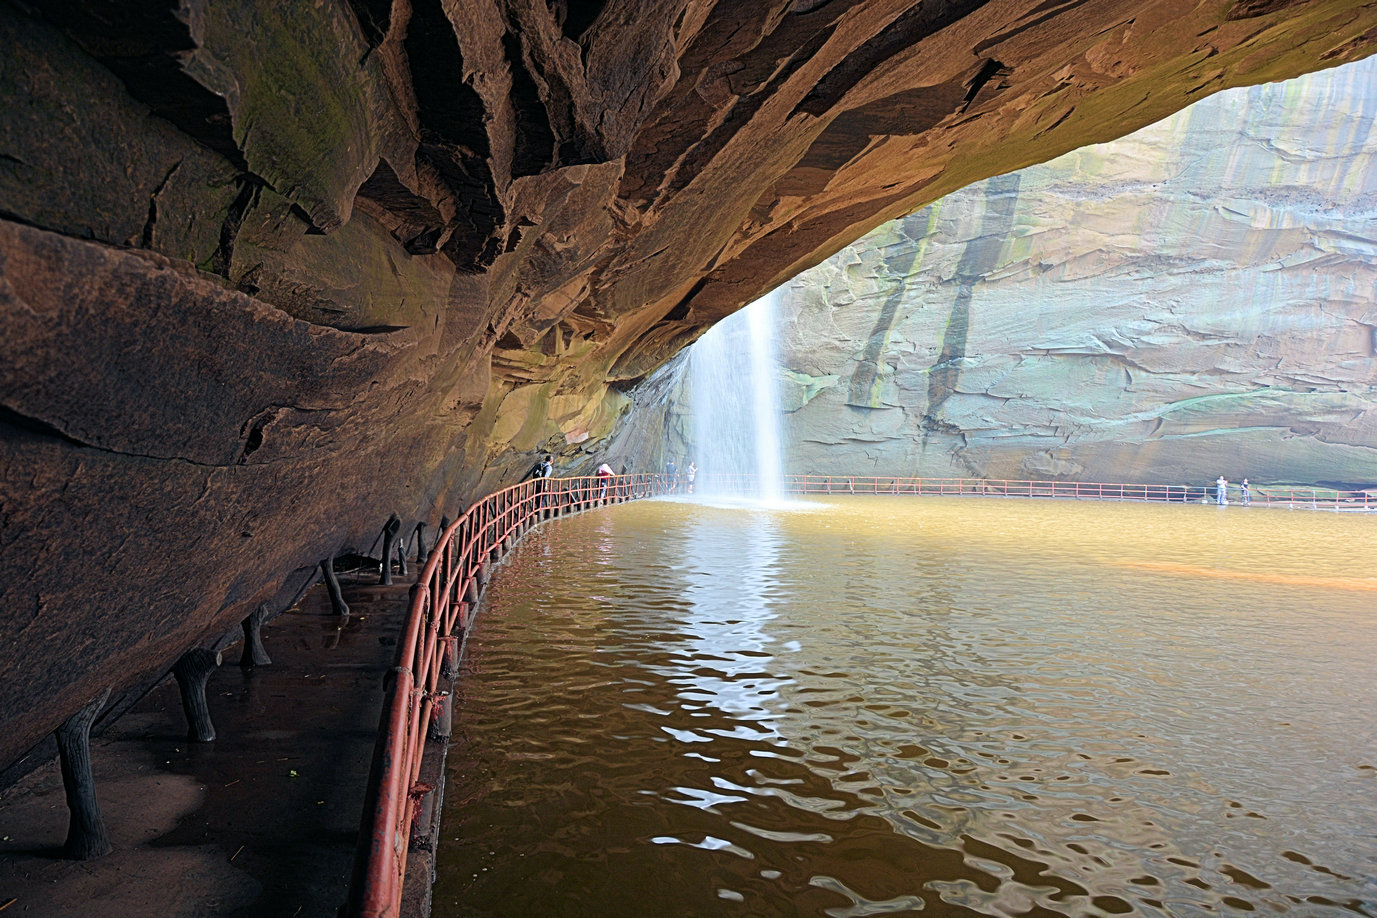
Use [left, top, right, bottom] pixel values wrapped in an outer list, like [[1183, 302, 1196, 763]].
[[435, 496, 1377, 917]]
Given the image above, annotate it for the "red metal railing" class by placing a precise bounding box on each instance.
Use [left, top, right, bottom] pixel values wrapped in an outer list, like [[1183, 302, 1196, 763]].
[[345, 472, 670, 918], [346, 467, 1372, 914], [690, 473, 1374, 510]]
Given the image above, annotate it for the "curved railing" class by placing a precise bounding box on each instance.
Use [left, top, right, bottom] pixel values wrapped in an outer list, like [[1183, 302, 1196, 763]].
[[345, 467, 1371, 914], [344, 472, 670, 918]]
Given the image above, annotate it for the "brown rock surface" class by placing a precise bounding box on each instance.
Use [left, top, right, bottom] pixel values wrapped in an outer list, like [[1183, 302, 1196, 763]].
[[2, 0, 1376, 771], [619, 57, 1377, 488]]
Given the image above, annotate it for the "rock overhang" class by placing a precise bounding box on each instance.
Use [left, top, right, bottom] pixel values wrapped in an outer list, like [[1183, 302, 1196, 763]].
[[1, 0, 1376, 772]]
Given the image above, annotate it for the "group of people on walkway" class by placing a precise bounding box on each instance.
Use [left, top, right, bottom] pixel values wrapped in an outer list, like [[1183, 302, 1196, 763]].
[[527, 454, 1262, 510], [521, 454, 618, 504], [520, 454, 698, 499], [1215, 475, 1251, 506], [520, 453, 556, 506], [663, 458, 697, 493]]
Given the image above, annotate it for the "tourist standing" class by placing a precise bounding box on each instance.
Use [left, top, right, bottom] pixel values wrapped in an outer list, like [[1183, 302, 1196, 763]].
[[521, 454, 551, 482], [1241, 478, 1250, 505], [687, 461, 697, 494], [665, 457, 677, 492], [1216, 475, 1228, 506], [543, 455, 556, 508], [527, 453, 552, 506]]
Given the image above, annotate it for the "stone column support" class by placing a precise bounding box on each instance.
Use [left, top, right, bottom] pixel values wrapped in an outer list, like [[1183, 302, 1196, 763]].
[[320, 557, 350, 616], [414, 521, 428, 566], [379, 515, 401, 585], [55, 687, 113, 860], [173, 648, 221, 743], [239, 603, 272, 667]]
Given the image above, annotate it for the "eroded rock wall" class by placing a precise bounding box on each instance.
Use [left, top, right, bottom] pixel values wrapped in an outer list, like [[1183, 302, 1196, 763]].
[[768, 57, 1377, 487], [2, 0, 1376, 769]]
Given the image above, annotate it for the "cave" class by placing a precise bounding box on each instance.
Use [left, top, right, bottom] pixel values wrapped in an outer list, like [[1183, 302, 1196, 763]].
[[1, 0, 1375, 873]]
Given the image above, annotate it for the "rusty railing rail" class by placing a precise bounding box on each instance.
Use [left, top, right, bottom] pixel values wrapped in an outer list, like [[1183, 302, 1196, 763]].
[[345, 471, 669, 918]]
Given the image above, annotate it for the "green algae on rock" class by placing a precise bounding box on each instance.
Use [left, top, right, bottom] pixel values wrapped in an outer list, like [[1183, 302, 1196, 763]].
[[2, 0, 1376, 777]]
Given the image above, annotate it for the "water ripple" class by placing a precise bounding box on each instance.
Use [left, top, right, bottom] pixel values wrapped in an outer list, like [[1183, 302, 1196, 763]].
[[437, 498, 1377, 917]]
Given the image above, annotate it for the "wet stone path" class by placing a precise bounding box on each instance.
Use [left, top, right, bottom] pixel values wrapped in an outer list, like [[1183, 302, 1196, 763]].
[[0, 572, 412, 917]]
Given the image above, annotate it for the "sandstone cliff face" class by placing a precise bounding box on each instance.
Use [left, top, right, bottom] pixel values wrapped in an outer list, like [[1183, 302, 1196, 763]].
[[766, 57, 1377, 487], [2, 0, 1376, 769]]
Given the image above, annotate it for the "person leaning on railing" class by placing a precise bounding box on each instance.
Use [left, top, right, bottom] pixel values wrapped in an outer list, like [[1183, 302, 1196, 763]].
[[596, 463, 614, 500]]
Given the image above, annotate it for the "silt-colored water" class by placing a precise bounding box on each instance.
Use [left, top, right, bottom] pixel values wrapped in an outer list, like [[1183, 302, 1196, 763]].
[[435, 497, 1377, 916]]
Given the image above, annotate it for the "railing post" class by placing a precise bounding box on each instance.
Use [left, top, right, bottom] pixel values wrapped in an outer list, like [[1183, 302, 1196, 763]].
[[438, 514, 452, 594], [346, 664, 414, 918]]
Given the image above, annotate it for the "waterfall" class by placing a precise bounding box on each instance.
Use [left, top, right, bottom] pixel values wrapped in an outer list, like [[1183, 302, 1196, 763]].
[[688, 288, 785, 501], [746, 291, 784, 502]]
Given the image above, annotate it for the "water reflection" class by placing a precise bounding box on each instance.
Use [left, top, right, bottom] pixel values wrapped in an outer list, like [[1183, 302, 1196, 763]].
[[436, 498, 1377, 917], [660, 509, 790, 729]]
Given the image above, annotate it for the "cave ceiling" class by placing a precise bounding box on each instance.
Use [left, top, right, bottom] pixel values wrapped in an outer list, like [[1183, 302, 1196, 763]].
[[1, 0, 1375, 771]]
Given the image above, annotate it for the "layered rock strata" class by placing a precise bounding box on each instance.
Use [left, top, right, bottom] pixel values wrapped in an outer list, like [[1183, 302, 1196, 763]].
[[619, 55, 1377, 490], [2, 0, 1376, 771], [771, 56, 1377, 487]]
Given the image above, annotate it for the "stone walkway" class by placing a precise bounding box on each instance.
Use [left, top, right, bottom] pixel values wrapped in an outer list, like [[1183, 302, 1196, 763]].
[[0, 572, 413, 917]]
